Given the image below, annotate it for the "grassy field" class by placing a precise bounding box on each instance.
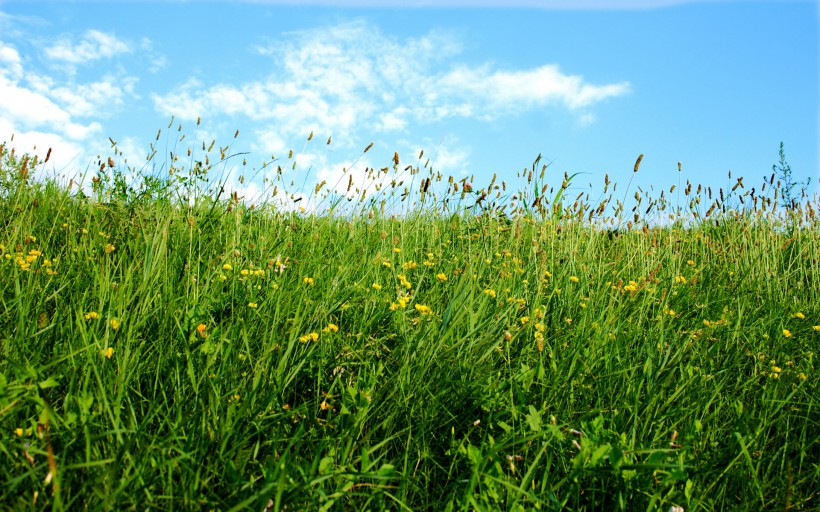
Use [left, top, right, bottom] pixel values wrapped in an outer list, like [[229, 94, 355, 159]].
[[0, 135, 818, 511]]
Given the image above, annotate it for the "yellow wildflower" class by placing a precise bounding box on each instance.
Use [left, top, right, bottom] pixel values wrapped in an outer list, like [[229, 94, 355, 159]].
[[84, 311, 100, 321], [783, 329, 792, 338], [248, 302, 258, 309], [792, 312, 805, 319], [104, 244, 115, 254], [196, 323, 207, 337], [298, 332, 319, 343], [484, 289, 496, 298], [436, 273, 447, 282], [110, 318, 121, 331], [569, 276, 579, 283], [675, 275, 687, 284], [303, 277, 315, 285], [372, 283, 382, 290], [222, 263, 233, 271], [414, 304, 432, 315], [322, 323, 339, 333], [520, 316, 529, 325], [15, 428, 24, 437]]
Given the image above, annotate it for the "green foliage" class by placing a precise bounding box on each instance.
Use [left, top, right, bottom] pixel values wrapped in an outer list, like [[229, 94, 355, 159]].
[[773, 141, 811, 210], [0, 134, 818, 510]]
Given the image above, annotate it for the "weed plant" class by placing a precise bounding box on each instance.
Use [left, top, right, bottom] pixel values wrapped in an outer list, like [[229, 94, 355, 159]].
[[0, 128, 818, 511]]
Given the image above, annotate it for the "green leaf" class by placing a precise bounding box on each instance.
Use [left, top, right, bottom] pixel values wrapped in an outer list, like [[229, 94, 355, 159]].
[[525, 405, 542, 432], [38, 377, 59, 389]]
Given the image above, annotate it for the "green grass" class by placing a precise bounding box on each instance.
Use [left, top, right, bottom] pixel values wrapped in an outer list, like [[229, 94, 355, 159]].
[[0, 136, 818, 511]]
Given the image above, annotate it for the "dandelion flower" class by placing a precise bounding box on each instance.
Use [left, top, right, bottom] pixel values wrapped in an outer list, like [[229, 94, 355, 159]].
[[783, 329, 792, 338], [813, 326, 820, 332], [15, 428, 24, 437]]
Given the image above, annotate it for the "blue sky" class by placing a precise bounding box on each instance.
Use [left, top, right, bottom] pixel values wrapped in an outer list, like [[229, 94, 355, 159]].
[[0, 0, 817, 210]]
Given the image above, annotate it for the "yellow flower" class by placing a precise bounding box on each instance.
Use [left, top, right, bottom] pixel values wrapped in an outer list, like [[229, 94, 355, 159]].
[[520, 316, 529, 325], [398, 274, 412, 289], [436, 273, 448, 282], [322, 323, 339, 333], [303, 277, 315, 285], [104, 244, 115, 254], [783, 329, 792, 338], [15, 428, 24, 437], [569, 276, 579, 283], [687, 260, 695, 266], [798, 372, 807, 381], [813, 325, 820, 332], [792, 312, 805, 319], [248, 302, 258, 309], [298, 332, 319, 343], [222, 263, 233, 271], [393, 247, 401, 253], [84, 311, 100, 321], [484, 289, 496, 298], [110, 318, 121, 330], [101, 347, 114, 359], [372, 283, 382, 290], [414, 304, 432, 315], [675, 275, 687, 284], [196, 323, 207, 337]]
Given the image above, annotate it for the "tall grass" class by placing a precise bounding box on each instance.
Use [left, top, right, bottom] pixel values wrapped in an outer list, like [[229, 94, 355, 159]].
[[0, 131, 818, 511]]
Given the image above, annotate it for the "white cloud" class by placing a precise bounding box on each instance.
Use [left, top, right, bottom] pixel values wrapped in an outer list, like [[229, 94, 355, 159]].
[[44, 29, 131, 66], [0, 40, 23, 79], [153, 20, 627, 142], [0, 37, 140, 181]]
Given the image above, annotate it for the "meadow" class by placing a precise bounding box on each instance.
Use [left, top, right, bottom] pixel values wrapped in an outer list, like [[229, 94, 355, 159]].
[[0, 129, 818, 511]]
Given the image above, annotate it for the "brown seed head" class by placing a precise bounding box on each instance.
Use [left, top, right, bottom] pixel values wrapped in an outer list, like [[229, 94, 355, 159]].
[[633, 154, 644, 173]]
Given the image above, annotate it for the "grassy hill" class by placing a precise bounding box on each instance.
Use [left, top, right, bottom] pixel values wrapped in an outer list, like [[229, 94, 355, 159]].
[[1, 139, 817, 510]]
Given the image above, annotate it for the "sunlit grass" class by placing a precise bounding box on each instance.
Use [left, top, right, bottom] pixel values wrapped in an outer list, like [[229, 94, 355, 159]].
[[0, 130, 817, 511]]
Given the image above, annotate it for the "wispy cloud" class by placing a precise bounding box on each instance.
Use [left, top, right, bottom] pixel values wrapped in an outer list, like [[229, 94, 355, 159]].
[[153, 20, 629, 143], [44, 29, 130, 66]]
